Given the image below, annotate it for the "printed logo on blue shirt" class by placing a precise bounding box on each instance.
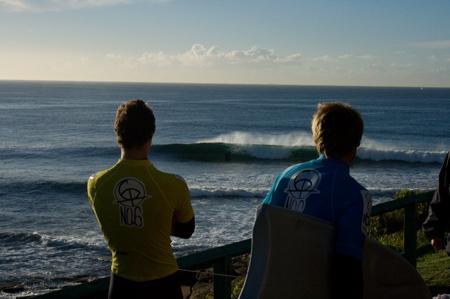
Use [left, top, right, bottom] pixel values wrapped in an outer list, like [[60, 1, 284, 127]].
[[284, 169, 321, 212]]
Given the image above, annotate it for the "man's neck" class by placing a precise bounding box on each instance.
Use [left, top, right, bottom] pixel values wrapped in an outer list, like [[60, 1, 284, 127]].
[[326, 149, 356, 166], [120, 143, 150, 160], [340, 154, 354, 166]]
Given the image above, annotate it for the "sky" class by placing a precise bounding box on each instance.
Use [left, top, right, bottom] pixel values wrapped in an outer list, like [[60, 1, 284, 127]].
[[1, 0, 450, 87]]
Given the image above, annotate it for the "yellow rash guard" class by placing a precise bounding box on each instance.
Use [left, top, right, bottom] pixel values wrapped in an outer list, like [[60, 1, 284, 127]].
[[87, 159, 194, 281]]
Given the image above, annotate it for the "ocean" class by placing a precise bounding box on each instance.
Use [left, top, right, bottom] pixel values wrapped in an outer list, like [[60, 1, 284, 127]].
[[1, 81, 449, 297]]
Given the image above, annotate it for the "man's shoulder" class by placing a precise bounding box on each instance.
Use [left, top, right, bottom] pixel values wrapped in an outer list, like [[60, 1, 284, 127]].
[[162, 173, 188, 188], [281, 159, 319, 177], [150, 164, 185, 182], [149, 164, 188, 190], [88, 169, 109, 186], [345, 175, 367, 193], [337, 175, 371, 206], [87, 162, 126, 196], [89, 164, 119, 184], [87, 167, 116, 201]]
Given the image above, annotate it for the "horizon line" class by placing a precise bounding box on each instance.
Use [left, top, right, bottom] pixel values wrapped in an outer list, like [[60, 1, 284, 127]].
[[0, 79, 449, 89]]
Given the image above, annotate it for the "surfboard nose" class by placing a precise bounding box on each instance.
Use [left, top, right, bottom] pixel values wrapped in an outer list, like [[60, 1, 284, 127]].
[[239, 204, 335, 299]]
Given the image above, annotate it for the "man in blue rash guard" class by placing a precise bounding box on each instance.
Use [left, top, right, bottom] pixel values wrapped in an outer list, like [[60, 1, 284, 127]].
[[263, 102, 371, 299]]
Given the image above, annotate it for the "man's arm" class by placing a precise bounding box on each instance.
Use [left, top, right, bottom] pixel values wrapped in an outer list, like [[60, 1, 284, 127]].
[[172, 216, 195, 239], [172, 176, 195, 239]]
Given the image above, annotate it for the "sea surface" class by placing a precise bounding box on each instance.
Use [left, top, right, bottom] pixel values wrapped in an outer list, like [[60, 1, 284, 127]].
[[1, 81, 449, 297]]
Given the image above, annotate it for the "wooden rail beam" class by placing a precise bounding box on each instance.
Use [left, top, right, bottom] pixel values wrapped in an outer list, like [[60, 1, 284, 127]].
[[213, 256, 232, 299], [404, 204, 417, 267]]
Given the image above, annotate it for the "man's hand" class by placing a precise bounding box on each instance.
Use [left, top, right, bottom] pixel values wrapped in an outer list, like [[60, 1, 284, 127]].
[[431, 238, 444, 250]]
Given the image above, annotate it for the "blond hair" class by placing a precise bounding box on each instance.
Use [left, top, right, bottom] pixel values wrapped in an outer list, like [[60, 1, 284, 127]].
[[311, 102, 363, 158]]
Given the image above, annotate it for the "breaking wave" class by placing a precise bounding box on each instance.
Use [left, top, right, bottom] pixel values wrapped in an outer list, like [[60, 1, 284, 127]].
[[0, 131, 446, 164]]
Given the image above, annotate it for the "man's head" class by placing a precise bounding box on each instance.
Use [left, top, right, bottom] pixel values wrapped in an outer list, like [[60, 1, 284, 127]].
[[114, 99, 155, 149], [311, 102, 363, 159]]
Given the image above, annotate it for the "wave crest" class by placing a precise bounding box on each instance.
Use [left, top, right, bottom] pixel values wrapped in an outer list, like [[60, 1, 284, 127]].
[[198, 131, 313, 147], [358, 147, 445, 164], [0, 231, 104, 251], [0, 232, 42, 245]]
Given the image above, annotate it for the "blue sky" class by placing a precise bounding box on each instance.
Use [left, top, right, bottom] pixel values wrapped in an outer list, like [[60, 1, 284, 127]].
[[1, 0, 450, 86]]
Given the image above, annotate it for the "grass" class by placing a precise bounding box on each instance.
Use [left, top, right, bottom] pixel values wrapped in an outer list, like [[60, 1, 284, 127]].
[[368, 190, 450, 286], [201, 277, 246, 299], [369, 228, 450, 286], [231, 277, 245, 299], [418, 251, 450, 286]]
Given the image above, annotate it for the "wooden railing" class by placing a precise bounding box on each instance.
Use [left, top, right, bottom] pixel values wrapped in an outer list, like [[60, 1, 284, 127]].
[[370, 190, 433, 267], [29, 191, 433, 299]]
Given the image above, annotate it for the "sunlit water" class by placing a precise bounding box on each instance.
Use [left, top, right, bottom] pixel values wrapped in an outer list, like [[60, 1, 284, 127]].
[[1, 81, 449, 296]]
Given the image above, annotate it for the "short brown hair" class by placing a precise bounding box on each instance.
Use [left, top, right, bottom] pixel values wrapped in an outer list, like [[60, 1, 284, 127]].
[[114, 99, 155, 149], [311, 102, 363, 158]]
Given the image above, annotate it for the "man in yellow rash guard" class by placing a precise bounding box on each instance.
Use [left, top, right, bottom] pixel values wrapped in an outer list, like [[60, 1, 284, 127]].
[[87, 99, 195, 299]]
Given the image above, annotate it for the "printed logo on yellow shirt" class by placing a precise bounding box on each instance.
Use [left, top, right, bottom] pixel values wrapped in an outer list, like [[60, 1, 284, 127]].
[[113, 177, 150, 228]]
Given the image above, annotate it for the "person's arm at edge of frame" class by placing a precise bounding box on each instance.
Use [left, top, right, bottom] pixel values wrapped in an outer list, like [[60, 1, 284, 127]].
[[423, 152, 450, 250]]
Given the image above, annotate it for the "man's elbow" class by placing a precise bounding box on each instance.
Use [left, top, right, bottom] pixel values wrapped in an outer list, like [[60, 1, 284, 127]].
[[172, 217, 195, 239]]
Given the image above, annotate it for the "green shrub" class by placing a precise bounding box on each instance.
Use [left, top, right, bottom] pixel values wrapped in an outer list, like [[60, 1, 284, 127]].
[[368, 189, 430, 238]]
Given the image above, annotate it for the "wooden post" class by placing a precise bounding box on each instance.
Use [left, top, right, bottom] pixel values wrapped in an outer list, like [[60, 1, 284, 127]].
[[213, 256, 232, 299], [404, 204, 417, 267]]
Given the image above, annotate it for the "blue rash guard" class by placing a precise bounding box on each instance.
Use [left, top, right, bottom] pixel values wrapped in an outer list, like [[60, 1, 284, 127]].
[[263, 155, 372, 260]]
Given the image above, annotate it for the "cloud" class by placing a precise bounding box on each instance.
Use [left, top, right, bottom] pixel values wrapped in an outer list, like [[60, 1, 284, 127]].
[[224, 47, 277, 64], [0, 0, 27, 11], [311, 55, 332, 62], [357, 54, 375, 60], [390, 62, 412, 69], [310, 54, 374, 62], [337, 54, 352, 60], [4, 47, 450, 86], [0, 0, 169, 12], [120, 44, 303, 67], [414, 40, 450, 49], [276, 53, 303, 63]]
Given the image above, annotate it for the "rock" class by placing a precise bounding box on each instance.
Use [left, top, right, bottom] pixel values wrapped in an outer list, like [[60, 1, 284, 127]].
[[0, 282, 26, 294], [190, 282, 213, 299]]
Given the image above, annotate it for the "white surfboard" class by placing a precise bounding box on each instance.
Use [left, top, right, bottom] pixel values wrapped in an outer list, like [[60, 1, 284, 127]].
[[239, 204, 431, 299]]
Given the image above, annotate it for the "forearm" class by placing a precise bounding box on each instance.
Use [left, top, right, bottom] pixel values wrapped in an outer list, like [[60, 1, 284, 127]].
[[423, 152, 450, 238], [423, 191, 450, 239]]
